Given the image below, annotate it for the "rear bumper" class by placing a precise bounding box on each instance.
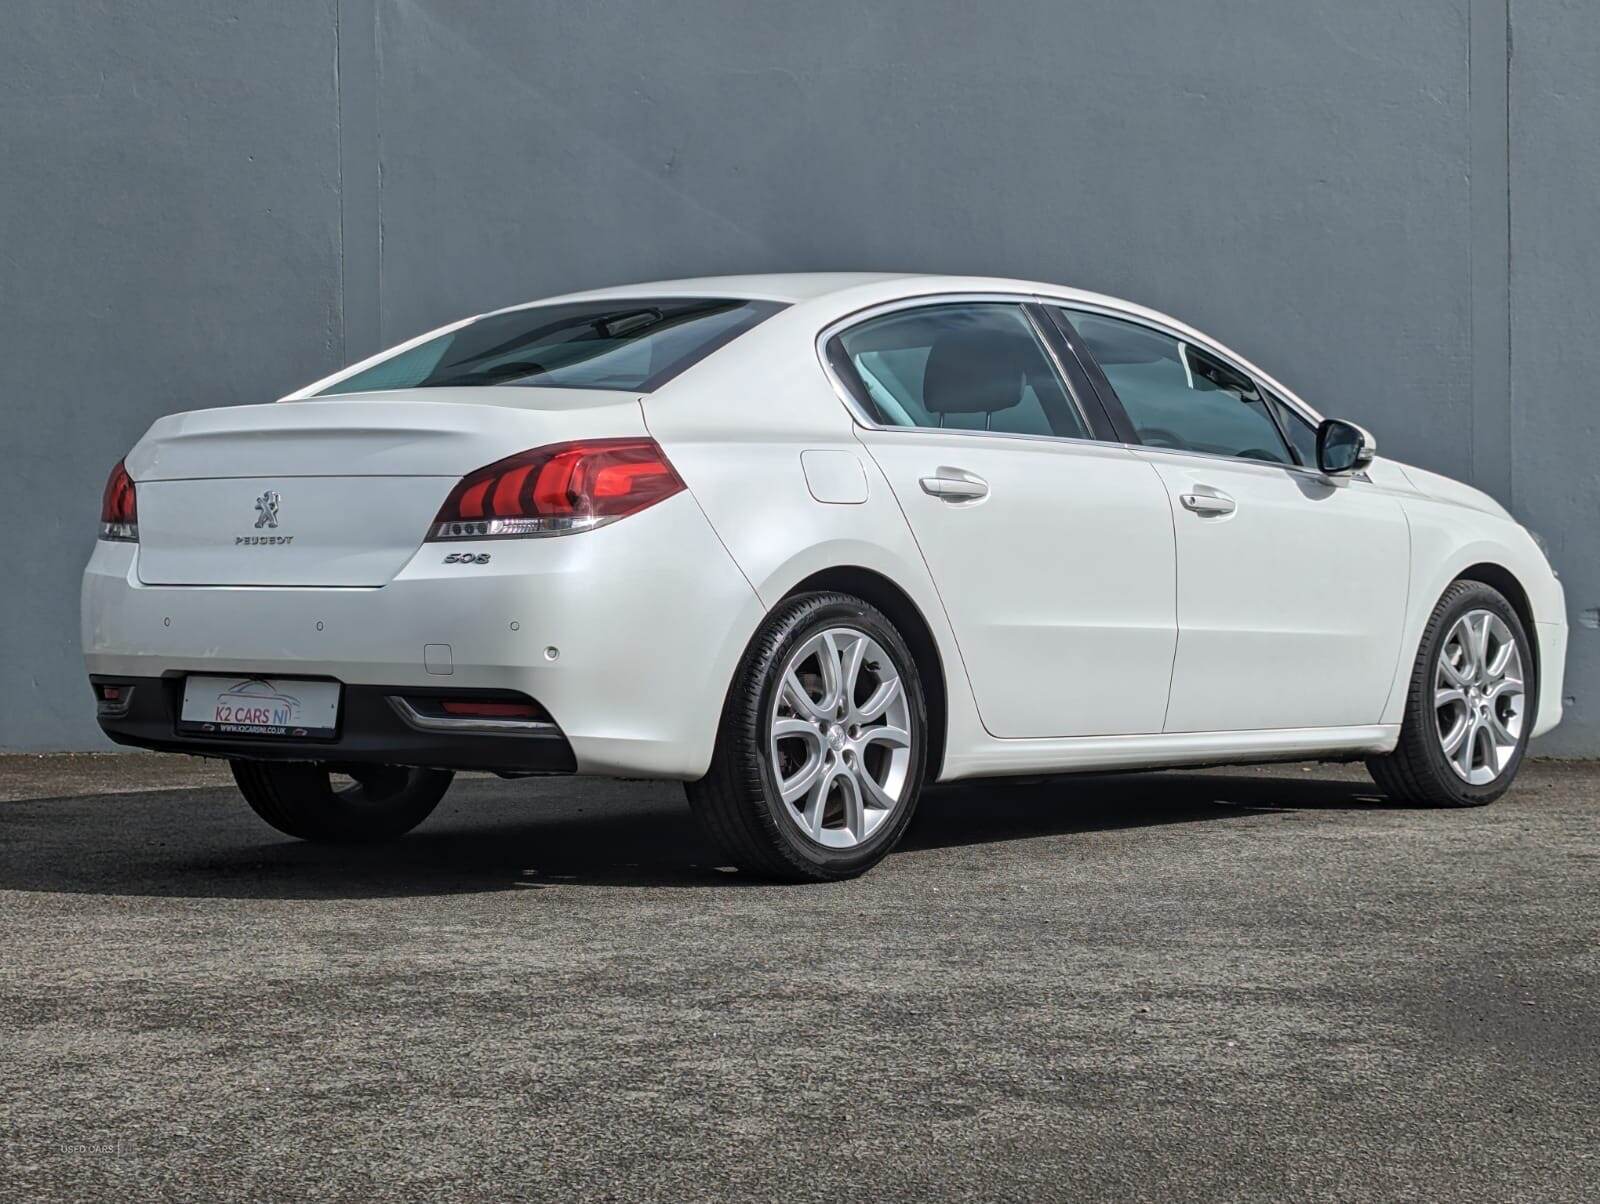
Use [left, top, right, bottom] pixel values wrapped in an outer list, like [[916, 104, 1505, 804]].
[[81, 492, 766, 778], [92, 675, 577, 774]]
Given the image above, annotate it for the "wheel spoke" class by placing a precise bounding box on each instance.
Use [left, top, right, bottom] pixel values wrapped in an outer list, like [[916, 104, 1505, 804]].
[[857, 764, 898, 811], [1486, 638, 1514, 680], [1486, 676, 1523, 704], [1456, 714, 1480, 776], [1486, 708, 1518, 749], [779, 751, 826, 804], [799, 769, 831, 836], [1455, 616, 1474, 677], [773, 716, 821, 743], [1438, 652, 1470, 688], [1440, 715, 1470, 756], [836, 768, 865, 840], [858, 724, 911, 750], [1470, 615, 1491, 677], [1435, 686, 1467, 710], [840, 635, 867, 714], [1481, 723, 1508, 774], [782, 670, 827, 721], [817, 632, 844, 712], [854, 676, 901, 722]]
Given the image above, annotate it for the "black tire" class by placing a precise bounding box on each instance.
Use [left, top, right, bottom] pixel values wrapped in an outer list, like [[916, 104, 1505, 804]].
[[1366, 580, 1535, 807], [686, 591, 929, 882], [230, 760, 453, 842]]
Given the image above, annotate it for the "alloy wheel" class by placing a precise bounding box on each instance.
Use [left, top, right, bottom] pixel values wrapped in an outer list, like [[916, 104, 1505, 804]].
[[1435, 608, 1525, 785], [768, 625, 914, 848]]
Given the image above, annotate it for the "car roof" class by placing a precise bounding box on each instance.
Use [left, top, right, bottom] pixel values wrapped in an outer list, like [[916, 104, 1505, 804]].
[[505, 273, 919, 307], [497, 272, 1178, 325]]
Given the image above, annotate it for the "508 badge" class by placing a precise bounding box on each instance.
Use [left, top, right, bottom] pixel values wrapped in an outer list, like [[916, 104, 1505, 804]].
[[442, 552, 491, 565]]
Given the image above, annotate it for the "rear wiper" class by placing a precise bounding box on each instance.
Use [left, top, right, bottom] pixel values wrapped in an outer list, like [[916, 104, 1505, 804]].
[[593, 308, 663, 338]]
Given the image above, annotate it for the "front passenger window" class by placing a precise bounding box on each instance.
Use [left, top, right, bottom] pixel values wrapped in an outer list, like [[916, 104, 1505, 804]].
[[1059, 310, 1292, 464], [828, 304, 1089, 440]]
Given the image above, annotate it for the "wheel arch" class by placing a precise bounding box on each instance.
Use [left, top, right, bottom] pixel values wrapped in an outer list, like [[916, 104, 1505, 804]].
[[1383, 538, 1556, 732], [1388, 558, 1542, 724], [782, 566, 949, 781]]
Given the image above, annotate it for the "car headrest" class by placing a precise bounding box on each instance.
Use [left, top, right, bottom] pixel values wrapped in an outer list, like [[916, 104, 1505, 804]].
[[921, 328, 1028, 414]]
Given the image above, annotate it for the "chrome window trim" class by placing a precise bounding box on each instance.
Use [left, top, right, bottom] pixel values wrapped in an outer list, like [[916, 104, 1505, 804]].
[[814, 292, 1110, 451], [1125, 440, 1367, 485]]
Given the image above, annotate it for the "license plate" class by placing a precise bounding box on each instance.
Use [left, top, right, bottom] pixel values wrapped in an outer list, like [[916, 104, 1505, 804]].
[[179, 675, 341, 739]]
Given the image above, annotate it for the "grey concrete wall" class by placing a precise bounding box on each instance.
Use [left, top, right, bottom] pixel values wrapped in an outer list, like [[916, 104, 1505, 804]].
[[1509, 1, 1600, 755], [1, 0, 1594, 753]]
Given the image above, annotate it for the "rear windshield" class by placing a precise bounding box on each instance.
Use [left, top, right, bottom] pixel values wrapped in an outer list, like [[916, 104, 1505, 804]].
[[319, 297, 784, 395]]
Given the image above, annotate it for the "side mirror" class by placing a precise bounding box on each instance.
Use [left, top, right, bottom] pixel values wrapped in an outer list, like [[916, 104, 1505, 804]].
[[1316, 418, 1376, 475]]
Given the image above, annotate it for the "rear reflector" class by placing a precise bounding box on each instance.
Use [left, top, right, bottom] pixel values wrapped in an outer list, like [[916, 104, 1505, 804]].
[[100, 459, 138, 542], [428, 438, 684, 540], [93, 681, 135, 717], [439, 700, 542, 719], [390, 693, 556, 731]]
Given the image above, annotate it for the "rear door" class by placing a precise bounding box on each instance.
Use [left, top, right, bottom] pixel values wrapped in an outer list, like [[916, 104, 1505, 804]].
[[831, 299, 1178, 738], [1052, 306, 1409, 733]]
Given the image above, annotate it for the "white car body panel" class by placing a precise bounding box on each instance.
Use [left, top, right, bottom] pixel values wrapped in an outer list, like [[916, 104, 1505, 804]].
[[83, 272, 1567, 784], [1140, 448, 1411, 732]]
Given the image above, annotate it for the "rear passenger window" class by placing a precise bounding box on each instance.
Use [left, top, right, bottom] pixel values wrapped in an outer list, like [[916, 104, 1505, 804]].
[[1059, 310, 1292, 465], [828, 304, 1089, 440]]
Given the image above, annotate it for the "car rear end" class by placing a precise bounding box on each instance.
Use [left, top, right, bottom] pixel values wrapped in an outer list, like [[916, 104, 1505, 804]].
[[83, 298, 776, 779]]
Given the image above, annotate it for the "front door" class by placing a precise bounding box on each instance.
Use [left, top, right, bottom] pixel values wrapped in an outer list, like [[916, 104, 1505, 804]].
[[1142, 452, 1408, 731], [1054, 306, 1410, 732]]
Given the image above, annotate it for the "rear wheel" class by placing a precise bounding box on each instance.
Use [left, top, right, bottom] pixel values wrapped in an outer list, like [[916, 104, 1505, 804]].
[[687, 591, 929, 881], [1366, 580, 1534, 807], [231, 761, 453, 842]]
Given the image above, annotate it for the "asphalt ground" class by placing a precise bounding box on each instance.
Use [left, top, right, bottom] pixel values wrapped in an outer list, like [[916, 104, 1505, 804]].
[[1, 753, 1596, 1202]]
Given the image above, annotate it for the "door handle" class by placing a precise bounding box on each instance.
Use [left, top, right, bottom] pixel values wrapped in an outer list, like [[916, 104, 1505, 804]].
[[1179, 490, 1236, 516], [919, 470, 989, 501]]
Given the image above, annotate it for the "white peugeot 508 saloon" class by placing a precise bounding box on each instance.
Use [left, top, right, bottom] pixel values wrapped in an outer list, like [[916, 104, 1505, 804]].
[[83, 274, 1567, 880]]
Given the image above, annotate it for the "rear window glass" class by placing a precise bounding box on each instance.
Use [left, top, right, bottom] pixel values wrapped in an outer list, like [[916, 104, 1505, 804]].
[[319, 297, 784, 395]]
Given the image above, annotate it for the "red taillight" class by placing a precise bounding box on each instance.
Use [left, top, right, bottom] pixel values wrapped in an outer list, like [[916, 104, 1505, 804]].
[[428, 438, 685, 540], [100, 459, 138, 542]]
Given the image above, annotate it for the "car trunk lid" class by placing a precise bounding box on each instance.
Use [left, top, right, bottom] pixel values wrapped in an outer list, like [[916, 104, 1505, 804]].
[[127, 390, 645, 586]]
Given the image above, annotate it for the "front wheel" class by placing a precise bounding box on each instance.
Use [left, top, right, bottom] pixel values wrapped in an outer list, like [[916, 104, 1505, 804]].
[[687, 591, 929, 881], [231, 761, 453, 842], [1367, 580, 1534, 807]]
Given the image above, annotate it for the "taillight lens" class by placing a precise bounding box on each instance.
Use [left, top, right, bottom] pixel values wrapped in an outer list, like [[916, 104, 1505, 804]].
[[100, 459, 138, 542], [428, 438, 685, 540]]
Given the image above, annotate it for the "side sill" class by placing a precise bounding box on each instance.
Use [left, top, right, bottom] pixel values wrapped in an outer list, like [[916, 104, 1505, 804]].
[[937, 724, 1401, 783]]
